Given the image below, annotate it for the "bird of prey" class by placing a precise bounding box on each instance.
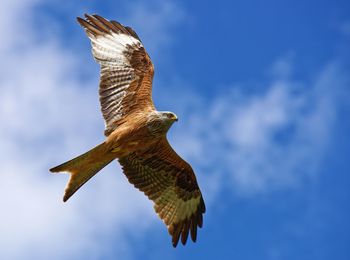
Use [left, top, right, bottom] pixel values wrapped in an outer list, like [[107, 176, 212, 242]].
[[50, 14, 205, 247]]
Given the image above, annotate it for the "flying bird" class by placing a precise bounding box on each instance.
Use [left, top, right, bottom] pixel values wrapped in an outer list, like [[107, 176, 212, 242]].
[[50, 14, 205, 247]]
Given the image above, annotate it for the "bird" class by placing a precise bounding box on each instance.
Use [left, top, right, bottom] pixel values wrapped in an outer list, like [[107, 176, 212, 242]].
[[50, 14, 205, 247]]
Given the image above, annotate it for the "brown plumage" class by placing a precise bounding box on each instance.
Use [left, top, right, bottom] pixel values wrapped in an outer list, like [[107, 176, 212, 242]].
[[50, 14, 205, 247]]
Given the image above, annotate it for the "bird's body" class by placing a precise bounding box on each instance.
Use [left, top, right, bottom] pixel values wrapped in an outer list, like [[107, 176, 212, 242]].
[[106, 112, 167, 152], [50, 14, 205, 247]]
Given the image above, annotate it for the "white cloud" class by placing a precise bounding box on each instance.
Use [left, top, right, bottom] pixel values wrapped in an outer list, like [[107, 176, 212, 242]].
[[170, 60, 345, 197], [0, 0, 167, 259]]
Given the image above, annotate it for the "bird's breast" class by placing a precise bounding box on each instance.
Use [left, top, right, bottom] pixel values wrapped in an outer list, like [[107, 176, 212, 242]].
[[106, 122, 160, 157]]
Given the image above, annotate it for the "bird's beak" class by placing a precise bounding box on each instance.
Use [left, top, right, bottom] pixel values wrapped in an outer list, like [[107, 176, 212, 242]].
[[174, 115, 178, 121]]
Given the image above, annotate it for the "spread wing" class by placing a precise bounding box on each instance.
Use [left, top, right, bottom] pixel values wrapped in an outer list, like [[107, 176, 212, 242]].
[[77, 14, 155, 136], [118, 138, 206, 247]]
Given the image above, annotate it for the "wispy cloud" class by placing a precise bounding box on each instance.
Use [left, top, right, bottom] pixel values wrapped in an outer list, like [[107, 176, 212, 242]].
[[170, 60, 346, 197], [0, 0, 178, 258]]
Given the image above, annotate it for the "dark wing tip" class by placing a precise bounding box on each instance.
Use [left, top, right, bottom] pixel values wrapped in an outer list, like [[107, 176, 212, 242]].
[[77, 14, 139, 40], [76, 16, 89, 28], [63, 195, 68, 202], [63, 186, 75, 203], [76, 16, 102, 36], [50, 164, 63, 173], [83, 13, 96, 23], [172, 241, 178, 248], [77, 14, 112, 36], [169, 207, 205, 247], [76, 16, 84, 24], [181, 220, 190, 245], [171, 223, 182, 247], [167, 190, 206, 247], [200, 197, 206, 213], [190, 219, 197, 242]]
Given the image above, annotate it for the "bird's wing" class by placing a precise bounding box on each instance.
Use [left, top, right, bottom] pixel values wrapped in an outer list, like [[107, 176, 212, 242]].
[[77, 14, 155, 136], [118, 138, 206, 247]]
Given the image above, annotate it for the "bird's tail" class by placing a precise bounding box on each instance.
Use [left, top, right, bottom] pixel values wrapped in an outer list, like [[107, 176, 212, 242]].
[[50, 142, 115, 202]]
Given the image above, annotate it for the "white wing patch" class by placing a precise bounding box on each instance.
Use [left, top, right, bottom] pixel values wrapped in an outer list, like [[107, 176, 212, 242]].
[[92, 31, 142, 134], [79, 18, 145, 135], [154, 187, 201, 225], [89, 32, 142, 66], [78, 15, 155, 136]]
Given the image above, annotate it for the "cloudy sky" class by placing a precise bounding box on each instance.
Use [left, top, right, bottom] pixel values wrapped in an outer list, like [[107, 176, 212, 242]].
[[0, 0, 349, 259]]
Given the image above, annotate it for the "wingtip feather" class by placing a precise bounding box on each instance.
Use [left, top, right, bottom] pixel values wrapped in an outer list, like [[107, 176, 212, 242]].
[[49, 165, 64, 173], [63, 193, 70, 202], [181, 220, 190, 245]]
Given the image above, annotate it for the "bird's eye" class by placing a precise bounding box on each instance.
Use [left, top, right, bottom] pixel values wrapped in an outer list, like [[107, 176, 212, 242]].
[[167, 113, 173, 118]]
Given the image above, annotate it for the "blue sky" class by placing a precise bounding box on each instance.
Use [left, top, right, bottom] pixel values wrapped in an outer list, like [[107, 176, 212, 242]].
[[0, 0, 349, 259]]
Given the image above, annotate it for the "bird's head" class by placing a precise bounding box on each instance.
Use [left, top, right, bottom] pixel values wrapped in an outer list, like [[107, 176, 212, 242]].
[[147, 111, 178, 135], [161, 111, 178, 123]]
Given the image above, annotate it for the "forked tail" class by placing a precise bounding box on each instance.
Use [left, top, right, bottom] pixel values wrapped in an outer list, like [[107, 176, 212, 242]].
[[50, 142, 115, 202]]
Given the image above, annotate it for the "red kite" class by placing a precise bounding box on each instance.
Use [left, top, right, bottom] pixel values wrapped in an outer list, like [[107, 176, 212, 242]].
[[50, 14, 205, 247]]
